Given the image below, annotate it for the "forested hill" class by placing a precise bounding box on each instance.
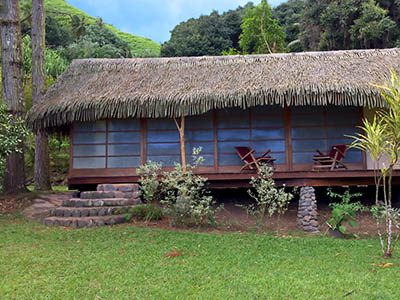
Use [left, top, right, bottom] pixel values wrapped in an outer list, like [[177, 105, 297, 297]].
[[161, 0, 400, 57], [25, 0, 160, 57]]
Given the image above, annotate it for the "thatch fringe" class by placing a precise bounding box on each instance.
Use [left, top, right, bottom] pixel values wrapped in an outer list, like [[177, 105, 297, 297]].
[[27, 48, 400, 130]]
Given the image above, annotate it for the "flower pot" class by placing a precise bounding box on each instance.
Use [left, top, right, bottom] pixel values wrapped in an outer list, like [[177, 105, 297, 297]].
[[328, 228, 345, 239]]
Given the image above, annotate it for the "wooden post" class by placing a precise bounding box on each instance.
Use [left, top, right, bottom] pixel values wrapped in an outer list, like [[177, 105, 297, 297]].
[[174, 115, 186, 171]]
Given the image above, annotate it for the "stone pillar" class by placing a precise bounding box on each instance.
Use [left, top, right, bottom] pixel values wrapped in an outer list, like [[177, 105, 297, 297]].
[[297, 186, 319, 232]]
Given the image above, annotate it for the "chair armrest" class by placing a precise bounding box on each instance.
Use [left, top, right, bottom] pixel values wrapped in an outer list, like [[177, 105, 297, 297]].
[[315, 149, 324, 156], [260, 149, 271, 157]]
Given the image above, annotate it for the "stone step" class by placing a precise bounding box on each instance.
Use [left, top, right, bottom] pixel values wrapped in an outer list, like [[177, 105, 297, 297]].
[[50, 206, 133, 218], [80, 190, 140, 200], [62, 198, 141, 207], [97, 183, 139, 193], [43, 215, 127, 228]]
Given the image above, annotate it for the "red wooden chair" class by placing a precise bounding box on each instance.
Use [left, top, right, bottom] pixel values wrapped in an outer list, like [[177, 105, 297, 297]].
[[312, 144, 349, 171], [234, 146, 275, 171]]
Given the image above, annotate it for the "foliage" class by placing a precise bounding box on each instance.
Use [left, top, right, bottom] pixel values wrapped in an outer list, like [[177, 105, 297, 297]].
[[273, 0, 306, 52], [300, 0, 399, 51], [45, 15, 74, 48], [239, 0, 286, 54], [60, 19, 132, 61], [20, 0, 160, 57], [126, 204, 164, 222], [22, 35, 69, 78], [161, 4, 251, 57], [244, 164, 294, 227], [0, 104, 29, 188], [351, 72, 400, 257], [136, 161, 163, 204], [326, 188, 363, 234], [349, 0, 398, 49], [25, 134, 70, 185], [161, 148, 216, 227]]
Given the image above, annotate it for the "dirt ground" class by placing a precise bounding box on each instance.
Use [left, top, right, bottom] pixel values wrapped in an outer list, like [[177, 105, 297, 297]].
[[0, 186, 396, 237], [129, 187, 390, 236], [128, 201, 381, 236]]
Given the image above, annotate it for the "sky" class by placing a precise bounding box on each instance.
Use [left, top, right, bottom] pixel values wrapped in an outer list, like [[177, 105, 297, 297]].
[[66, 0, 286, 44]]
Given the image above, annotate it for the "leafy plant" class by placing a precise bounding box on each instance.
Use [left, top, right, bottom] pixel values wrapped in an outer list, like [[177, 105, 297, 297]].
[[126, 204, 164, 222], [0, 104, 29, 189], [326, 188, 363, 234], [350, 71, 400, 257], [161, 147, 216, 227], [136, 161, 163, 204], [244, 164, 294, 228]]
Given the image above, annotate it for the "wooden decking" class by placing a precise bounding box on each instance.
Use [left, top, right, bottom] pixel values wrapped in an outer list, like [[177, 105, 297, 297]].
[[68, 169, 400, 190]]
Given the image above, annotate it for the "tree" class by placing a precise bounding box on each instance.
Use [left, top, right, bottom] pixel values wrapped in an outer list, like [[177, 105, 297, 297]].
[[350, 0, 398, 49], [239, 0, 286, 54], [273, 0, 306, 52], [161, 4, 251, 57], [61, 20, 131, 61], [0, 0, 26, 193], [32, 0, 51, 190], [319, 0, 363, 50], [299, 0, 330, 51]]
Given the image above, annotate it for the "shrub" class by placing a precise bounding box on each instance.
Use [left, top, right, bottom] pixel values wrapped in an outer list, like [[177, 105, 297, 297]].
[[137, 161, 163, 204], [126, 204, 164, 222], [161, 147, 216, 227], [326, 188, 363, 234], [245, 164, 295, 227]]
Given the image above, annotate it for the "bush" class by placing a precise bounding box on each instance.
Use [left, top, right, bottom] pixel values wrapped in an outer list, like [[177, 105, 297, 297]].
[[137, 161, 163, 204], [161, 147, 216, 227], [126, 204, 164, 222], [326, 188, 363, 234], [245, 164, 295, 227]]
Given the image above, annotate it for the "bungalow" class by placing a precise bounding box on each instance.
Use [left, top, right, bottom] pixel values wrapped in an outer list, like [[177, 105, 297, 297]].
[[27, 48, 400, 190]]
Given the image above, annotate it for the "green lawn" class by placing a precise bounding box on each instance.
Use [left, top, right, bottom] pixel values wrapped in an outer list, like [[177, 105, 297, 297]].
[[0, 215, 399, 300]]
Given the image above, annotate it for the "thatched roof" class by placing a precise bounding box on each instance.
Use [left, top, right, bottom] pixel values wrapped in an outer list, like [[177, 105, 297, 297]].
[[27, 48, 400, 130]]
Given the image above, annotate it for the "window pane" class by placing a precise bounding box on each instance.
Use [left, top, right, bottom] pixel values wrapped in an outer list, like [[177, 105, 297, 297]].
[[108, 132, 140, 143], [73, 132, 106, 144], [217, 129, 250, 141], [108, 144, 140, 156], [73, 145, 105, 156], [109, 119, 140, 131], [108, 157, 140, 168], [73, 157, 105, 169]]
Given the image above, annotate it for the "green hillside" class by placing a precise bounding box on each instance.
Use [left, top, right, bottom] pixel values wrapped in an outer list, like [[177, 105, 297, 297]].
[[44, 0, 160, 57]]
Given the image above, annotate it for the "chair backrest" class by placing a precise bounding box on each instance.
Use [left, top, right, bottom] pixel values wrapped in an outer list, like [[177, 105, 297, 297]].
[[328, 144, 348, 161], [235, 146, 253, 163]]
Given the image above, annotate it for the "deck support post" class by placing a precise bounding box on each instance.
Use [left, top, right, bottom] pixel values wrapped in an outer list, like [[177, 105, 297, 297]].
[[297, 186, 320, 232]]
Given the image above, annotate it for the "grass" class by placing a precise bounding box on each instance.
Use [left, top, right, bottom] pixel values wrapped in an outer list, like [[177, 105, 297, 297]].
[[44, 0, 161, 56], [0, 216, 399, 300], [27, 185, 70, 192]]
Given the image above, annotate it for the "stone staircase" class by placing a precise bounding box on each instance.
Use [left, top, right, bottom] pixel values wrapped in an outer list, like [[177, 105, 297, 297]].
[[43, 184, 141, 228]]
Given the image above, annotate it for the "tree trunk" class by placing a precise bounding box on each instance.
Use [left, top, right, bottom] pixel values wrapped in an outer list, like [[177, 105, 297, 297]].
[[0, 0, 26, 193], [32, 0, 51, 190], [174, 115, 186, 172]]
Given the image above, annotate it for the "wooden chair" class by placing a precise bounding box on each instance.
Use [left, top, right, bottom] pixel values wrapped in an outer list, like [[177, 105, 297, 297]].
[[312, 144, 349, 171], [234, 146, 275, 171]]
